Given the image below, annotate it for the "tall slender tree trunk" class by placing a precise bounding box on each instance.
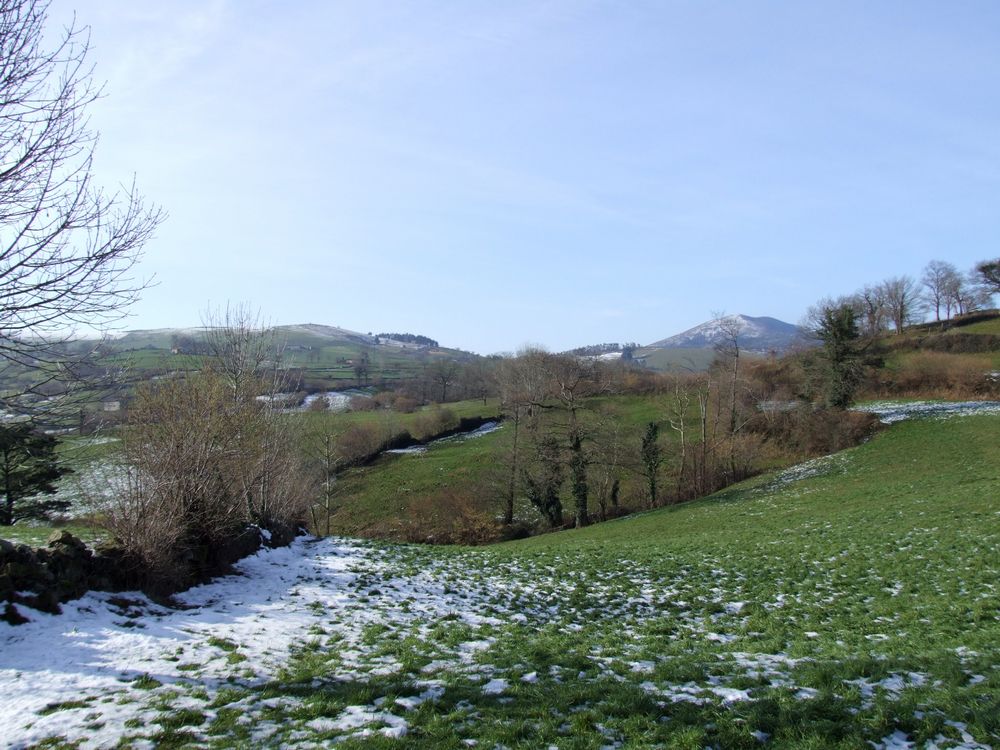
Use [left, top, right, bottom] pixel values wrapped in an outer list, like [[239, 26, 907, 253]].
[[569, 410, 588, 528], [504, 408, 520, 525]]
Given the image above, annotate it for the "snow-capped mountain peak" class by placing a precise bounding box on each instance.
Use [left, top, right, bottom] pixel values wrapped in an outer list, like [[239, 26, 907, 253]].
[[647, 314, 801, 353]]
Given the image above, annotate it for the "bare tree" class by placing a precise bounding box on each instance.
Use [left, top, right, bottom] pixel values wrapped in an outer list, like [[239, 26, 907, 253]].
[[856, 285, 888, 338], [711, 313, 744, 436], [429, 359, 460, 402], [880, 276, 922, 333], [496, 355, 530, 525], [590, 406, 624, 521], [948, 271, 992, 316], [542, 354, 601, 528], [666, 373, 692, 500], [921, 261, 961, 322], [203, 305, 283, 401], [0, 0, 163, 409], [307, 433, 339, 536]]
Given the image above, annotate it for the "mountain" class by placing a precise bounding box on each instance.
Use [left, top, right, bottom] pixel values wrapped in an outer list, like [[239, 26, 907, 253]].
[[647, 314, 803, 355]]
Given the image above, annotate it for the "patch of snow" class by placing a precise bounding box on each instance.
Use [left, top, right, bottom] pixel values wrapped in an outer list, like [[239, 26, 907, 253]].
[[629, 661, 656, 673], [395, 685, 444, 711], [705, 632, 737, 643], [332, 705, 409, 739], [482, 679, 508, 695], [872, 729, 914, 749], [386, 445, 427, 455], [857, 400, 1000, 424], [708, 686, 751, 704]]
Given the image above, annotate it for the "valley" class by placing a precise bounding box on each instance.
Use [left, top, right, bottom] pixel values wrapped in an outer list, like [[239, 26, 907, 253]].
[[1, 405, 997, 747]]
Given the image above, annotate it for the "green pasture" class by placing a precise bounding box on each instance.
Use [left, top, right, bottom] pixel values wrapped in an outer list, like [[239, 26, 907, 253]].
[[133, 413, 1000, 748]]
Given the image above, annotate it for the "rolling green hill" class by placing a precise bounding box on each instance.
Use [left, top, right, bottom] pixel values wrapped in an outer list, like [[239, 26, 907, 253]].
[[106, 409, 996, 749], [0, 324, 480, 406]]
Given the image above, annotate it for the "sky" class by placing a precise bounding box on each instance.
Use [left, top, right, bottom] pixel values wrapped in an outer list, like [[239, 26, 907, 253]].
[[44, 0, 1000, 354]]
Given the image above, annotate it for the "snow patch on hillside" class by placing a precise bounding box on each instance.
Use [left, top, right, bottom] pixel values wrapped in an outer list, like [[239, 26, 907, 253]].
[[858, 400, 1000, 424]]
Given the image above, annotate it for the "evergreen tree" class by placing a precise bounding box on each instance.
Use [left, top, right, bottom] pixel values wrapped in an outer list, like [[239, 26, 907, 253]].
[[0, 423, 70, 525], [816, 304, 864, 409], [640, 422, 663, 506]]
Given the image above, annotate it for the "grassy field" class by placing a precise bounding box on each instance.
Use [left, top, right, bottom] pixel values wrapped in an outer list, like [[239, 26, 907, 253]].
[[634, 347, 718, 372], [0, 400, 503, 546], [297, 398, 500, 441], [0, 523, 104, 546], [253, 413, 1000, 747], [326, 393, 687, 539], [5, 410, 996, 748], [329, 428, 509, 537]]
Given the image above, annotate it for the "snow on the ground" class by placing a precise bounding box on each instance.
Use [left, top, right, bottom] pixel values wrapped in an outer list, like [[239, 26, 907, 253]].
[[755, 400, 1000, 492], [386, 420, 501, 454], [1, 538, 363, 747], [300, 391, 354, 412], [0, 536, 784, 747], [3, 400, 998, 747], [857, 400, 1000, 424]]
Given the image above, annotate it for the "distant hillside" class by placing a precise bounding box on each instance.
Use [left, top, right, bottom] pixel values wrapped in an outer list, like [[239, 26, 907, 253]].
[[0, 324, 473, 401], [78, 323, 450, 353], [648, 314, 803, 355]]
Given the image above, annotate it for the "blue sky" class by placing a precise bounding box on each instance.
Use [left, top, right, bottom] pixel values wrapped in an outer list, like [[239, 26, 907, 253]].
[[49, 1, 1000, 353]]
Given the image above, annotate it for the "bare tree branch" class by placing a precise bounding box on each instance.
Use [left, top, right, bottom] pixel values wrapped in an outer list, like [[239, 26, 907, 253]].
[[0, 0, 164, 420]]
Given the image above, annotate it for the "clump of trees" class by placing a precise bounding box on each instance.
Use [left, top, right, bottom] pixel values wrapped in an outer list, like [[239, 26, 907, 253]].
[[494, 334, 778, 532], [800, 259, 999, 402], [375, 333, 439, 347], [812, 260, 995, 342], [484, 315, 892, 538], [497, 349, 612, 529], [103, 310, 315, 588]]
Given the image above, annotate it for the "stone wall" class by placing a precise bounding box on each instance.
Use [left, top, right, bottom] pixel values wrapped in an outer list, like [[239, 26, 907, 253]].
[[1, 524, 299, 625], [0, 531, 119, 624]]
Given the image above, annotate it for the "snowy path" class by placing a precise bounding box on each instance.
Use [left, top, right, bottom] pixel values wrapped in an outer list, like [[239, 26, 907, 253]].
[[0, 539, 369, 746], [1, 537, 520, 747]]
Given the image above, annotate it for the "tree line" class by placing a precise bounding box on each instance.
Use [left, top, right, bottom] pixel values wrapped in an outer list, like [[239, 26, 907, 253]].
[[808, 258, 998, 339]]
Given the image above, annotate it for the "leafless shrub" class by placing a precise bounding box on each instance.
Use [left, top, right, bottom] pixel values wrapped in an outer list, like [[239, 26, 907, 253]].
[[373, 391, 396, 409], [393, 395, 419, 413], [880, 352, 997, 398], [308, 395, 330, 411], [747, 407, 880, 457], [348, 395, 378, 412], [411, 405, 458, 441], [399, 488, 500, 544], [101, 310, 315, 587], [335, 423, 382, 464]]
